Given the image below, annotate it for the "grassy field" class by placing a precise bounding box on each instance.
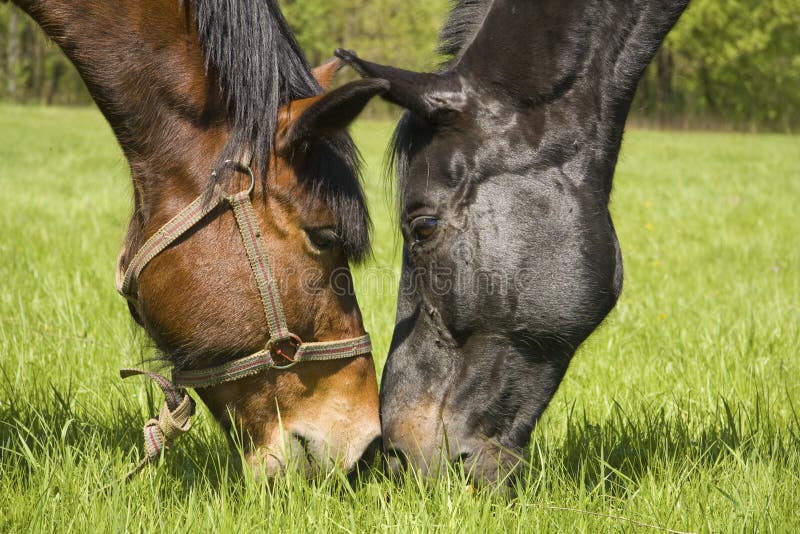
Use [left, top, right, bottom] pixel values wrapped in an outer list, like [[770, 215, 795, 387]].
[[0, 105, 798, 532]]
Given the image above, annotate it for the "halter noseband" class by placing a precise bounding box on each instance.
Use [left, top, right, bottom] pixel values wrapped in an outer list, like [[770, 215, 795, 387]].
[[117, 159, 372, 478]]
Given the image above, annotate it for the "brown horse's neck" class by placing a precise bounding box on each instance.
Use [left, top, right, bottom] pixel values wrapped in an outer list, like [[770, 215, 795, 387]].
[[15, 0, 229, 199]]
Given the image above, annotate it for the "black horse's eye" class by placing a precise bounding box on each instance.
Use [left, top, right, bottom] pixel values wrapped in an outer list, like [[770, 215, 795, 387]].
[[305, 227, 339, 251], [409, 216, 439, 243]]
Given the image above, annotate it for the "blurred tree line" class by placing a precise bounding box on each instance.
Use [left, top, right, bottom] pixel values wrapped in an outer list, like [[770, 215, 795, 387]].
[[635, 0, 800, 131], [0, 7, 92, 105], [1, 0, 798, 131]]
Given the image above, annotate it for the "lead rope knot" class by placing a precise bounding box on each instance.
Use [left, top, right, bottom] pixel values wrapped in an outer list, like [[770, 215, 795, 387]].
[[120, 368, 195, 481]]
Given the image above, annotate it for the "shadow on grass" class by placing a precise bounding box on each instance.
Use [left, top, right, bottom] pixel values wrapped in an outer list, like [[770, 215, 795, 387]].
[[3, 370, 798, 501], [0, 370, 239, 494], [522, 387, 800, 495], [0, 371, 384, 501]]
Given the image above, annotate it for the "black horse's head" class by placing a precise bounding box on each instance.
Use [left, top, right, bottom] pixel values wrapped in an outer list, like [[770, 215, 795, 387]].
[[339, 0, 688, 483]]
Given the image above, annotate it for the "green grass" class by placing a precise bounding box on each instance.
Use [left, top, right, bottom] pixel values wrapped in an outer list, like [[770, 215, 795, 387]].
[[1, 105, 799, 532]]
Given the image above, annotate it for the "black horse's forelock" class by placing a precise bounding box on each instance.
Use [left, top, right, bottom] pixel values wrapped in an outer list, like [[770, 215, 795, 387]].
[[388, 0, 496, 206], [190, 0, 370, 259], [386, 112, 414, 210]]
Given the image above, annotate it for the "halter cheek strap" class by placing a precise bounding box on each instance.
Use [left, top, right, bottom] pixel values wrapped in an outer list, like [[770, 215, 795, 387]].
[[118, 160, 372, 478]]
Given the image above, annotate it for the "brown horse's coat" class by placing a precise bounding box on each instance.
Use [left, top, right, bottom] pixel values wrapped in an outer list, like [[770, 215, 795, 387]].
[[14, 0, 382, 475]]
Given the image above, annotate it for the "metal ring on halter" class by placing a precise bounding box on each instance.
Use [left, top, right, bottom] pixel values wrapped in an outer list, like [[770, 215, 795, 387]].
[[211, 159, 255, 197], [268, 333, 303, 370]]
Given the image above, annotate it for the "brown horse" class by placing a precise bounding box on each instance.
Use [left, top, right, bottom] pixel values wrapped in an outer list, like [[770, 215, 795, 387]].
[[10, 0, 387, 477]]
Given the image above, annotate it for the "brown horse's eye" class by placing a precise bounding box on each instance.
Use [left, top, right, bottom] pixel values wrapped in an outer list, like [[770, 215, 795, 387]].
[[410, 216, 439, 243], [305, 227, 340, 251]]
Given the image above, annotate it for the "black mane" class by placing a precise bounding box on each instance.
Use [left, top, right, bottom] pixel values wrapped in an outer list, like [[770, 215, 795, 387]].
[[192, 0, 319, 167], [437, 0, 495, 63], [191, 0, 370, 260]]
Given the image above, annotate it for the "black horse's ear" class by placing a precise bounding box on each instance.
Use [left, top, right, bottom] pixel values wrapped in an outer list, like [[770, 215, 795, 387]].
[[279, 78, 389, 153], [335, 49, 464, 123]]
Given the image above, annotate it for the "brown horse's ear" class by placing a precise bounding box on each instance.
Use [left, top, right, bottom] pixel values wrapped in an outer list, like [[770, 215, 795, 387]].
[[312, 57, 343, 91], [279, 78, 389, 153], [335, 48, 464, 123]]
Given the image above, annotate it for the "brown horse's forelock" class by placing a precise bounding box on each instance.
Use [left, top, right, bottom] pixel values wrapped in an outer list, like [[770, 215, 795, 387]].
[[288, 134, 372, 263], [189, 0, 370, 260]]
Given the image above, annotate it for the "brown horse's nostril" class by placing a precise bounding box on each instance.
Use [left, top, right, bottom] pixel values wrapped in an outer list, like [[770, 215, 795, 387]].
[[290, 433, 316, 467], [357, 436, 383, 469]]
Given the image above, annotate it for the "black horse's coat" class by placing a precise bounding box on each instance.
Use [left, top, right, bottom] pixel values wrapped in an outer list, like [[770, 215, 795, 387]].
[[338, 0, 689, 482]]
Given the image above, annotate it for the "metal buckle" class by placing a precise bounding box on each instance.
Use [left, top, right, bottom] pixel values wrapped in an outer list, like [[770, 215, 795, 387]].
[[268, 333, 303, 370], [212, 159, 255, 197]]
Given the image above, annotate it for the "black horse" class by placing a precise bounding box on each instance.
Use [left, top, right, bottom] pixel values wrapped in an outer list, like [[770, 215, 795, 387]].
[[338, 0, 689, 483]]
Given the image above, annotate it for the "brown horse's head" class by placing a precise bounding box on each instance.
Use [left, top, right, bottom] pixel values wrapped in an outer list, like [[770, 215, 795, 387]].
[[13, 0, 386, 477], [124, 59, 387, 477]]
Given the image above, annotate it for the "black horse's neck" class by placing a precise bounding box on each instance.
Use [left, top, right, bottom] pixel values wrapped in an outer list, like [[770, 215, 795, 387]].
[[453, 0, 688, 190], [339, 0, 688, 195], [456, 0, 595, 104], [454, 0, 686, 101]]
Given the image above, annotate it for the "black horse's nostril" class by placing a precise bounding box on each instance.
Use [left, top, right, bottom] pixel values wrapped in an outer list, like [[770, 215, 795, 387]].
[[454, 451, 472, 465], [382, 446, 408, 477]]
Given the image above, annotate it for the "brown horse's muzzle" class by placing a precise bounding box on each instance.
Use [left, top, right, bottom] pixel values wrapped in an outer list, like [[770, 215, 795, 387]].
[[197, 354, 381, 478]]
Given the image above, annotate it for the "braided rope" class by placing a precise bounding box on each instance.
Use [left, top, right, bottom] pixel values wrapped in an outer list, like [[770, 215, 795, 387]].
[[120, 369, 195, 480]]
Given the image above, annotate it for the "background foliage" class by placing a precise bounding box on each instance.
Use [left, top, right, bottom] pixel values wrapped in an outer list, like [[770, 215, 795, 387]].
[[637, 0, 800, 131], [0, 0, 798, 130]]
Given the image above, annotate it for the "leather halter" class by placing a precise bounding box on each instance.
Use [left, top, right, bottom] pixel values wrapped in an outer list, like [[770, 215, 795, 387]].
[[117, 159, 372, 477]]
